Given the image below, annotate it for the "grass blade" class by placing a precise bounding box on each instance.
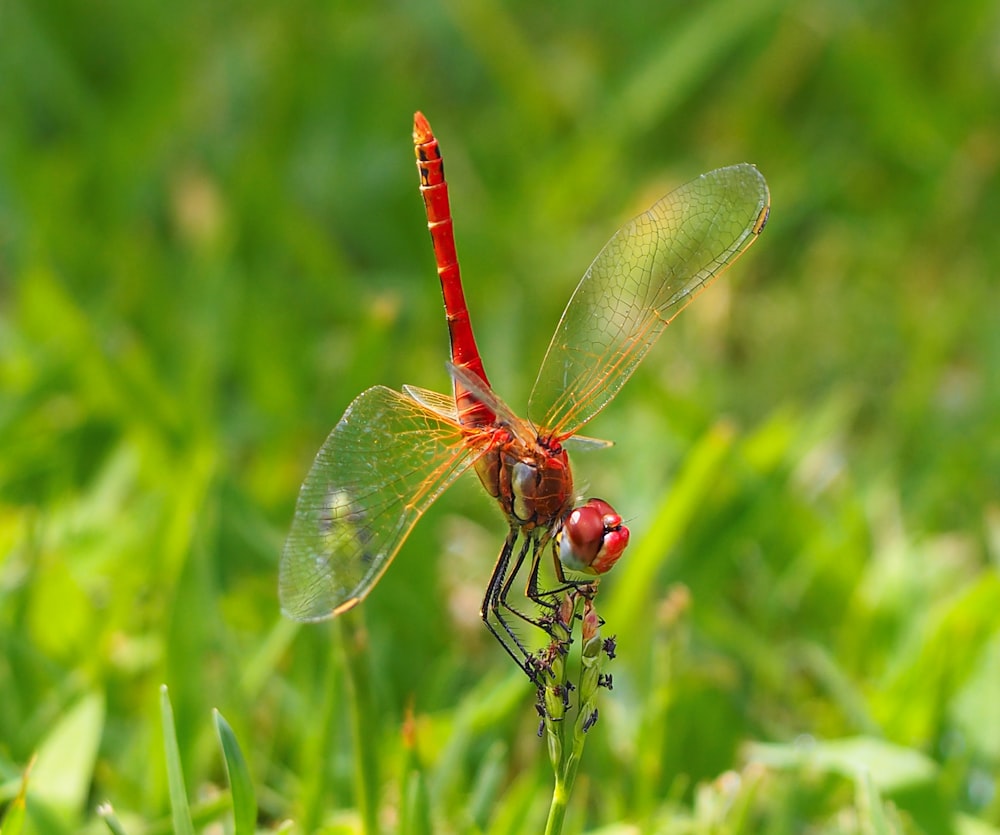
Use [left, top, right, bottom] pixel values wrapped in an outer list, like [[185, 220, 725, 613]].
[[30, 690, 105, 826], [857, 770, 895, 835], [0, 755, 34, 835], [213, 709, 258, 835], [339, 613, 380, 835], [159, 685, 195, 835], [96, 802, 129, 835]]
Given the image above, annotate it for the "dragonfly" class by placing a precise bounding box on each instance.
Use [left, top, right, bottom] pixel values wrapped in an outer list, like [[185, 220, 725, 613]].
[[280, 112, 770, 679]]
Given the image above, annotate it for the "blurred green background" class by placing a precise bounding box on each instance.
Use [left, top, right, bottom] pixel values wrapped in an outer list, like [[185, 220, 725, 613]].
[[2, 0, 998, 832]]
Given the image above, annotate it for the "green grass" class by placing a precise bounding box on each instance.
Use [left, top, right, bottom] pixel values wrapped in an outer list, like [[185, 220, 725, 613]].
[[2, 0, 999, 832]]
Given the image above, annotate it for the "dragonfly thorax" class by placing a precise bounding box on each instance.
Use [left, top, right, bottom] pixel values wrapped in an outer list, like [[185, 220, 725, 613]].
[[474, 438, 573, 530]]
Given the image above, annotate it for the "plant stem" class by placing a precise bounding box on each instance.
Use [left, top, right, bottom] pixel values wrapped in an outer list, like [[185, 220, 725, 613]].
[[544, 771, 571, 835], [340, 613, 380, 835], [542, 591, 605, 835]]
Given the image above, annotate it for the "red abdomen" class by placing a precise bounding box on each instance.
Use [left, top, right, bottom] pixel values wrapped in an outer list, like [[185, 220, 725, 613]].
[[413, 112, 493, 428]]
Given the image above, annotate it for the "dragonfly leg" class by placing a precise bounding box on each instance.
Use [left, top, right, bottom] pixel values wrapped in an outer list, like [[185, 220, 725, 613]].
[[523, 538, 598, 607], [500, 533, 579, 633], [483, 529, 600, 684], [481, 529, 544, 681], [519, 534, 561, 612]]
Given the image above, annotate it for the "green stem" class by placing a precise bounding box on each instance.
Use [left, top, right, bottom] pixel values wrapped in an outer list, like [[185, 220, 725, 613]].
[[340, 613, 380, 835], [544, 770, 571, 835], [542, 591, 600, 835]]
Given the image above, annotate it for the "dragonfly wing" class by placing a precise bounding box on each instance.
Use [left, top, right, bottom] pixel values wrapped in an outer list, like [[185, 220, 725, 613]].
[[402, 384, 459, 422], [447, 362, 538, 447], [528, 164, 769, 438], [562, 433, 614, 451], [280, 385, 479, 621]]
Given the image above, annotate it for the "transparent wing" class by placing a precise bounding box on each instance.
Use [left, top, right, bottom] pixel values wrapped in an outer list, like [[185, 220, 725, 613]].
[[528, 164, 770, 438], [447, 362, 538, 447], [562, 434, 613, 451], [405, 369, 535, 448], [279, 385, 480, 621], [402, 384, 459, 422]]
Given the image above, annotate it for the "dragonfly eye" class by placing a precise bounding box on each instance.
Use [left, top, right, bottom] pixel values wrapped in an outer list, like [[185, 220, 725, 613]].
[[557, 498, 630, 575]]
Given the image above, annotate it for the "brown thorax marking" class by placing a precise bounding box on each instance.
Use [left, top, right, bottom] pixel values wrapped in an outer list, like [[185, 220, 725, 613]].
[[474, 436, 573, 530]]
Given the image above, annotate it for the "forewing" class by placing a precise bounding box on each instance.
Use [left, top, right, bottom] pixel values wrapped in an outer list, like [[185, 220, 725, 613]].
[[529, 164, 769, 438], [279, 385, 478, 621]]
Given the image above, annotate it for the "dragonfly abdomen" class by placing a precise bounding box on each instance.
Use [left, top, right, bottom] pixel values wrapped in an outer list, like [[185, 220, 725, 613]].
[[413, 112, 493, 428]]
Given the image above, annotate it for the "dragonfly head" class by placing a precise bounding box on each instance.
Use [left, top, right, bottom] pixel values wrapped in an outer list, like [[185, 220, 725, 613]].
[[557, 498, 630, 575]]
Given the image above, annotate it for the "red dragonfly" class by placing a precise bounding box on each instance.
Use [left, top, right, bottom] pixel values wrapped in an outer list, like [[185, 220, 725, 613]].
[[280, 112, 769, 676]]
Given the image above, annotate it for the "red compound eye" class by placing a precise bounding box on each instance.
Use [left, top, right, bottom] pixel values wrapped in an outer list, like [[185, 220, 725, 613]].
[[557, 498, 630, 575]]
